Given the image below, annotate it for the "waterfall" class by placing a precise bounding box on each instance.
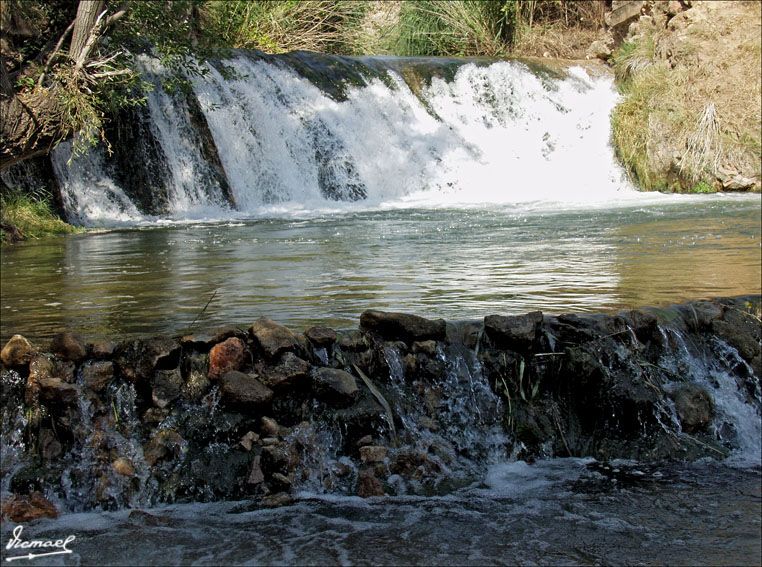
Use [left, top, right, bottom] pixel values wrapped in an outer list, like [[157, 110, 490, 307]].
[[45, 51, 635, 226]]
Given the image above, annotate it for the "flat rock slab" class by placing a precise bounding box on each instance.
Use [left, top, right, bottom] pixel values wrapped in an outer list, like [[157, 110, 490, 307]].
[[360, 310, 446, 342]]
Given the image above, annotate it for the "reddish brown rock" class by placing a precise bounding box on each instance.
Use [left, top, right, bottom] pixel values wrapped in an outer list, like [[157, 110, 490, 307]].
[[208, 337, 247, 380], [1, 492, 58, 522]]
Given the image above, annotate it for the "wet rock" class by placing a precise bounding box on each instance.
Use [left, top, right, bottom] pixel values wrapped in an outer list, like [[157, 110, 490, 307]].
[[712, 308, 761, 365], [336, 330, 368, 351], [360, 445, 387, 463], [180, 326, 241, 348], [261, 493, 293, 508], [208, 337, 247, 380], [183, 353, 210, 401], [247, 455, 265, 485], [357, 469, 384, 497], [50, 329, 87, 362], [412, 340, 437, 356], [240, 431, 260, 451], [250, 318, 300, 359], [356, 434, 374, 447], [219, 370, 274, 407], [390, 451, 442, 477], [25, 353, 54, 405], [128, 510, 171, 526], [484, 311, 543, 349], [683, 301, 725, 331], [81, 360, 114, 392], [1, 334, 35, 367], [671, 385, 714, 433], [115, 337, 181, 384], [112, 457, 135, 476], [143, 430, 185, 467], [311, 367, 359, 407], [91, 340, 116, 359], [305, 326, 337, 347], [261, 416, 280, 437], [270, 472, 292, 491], [145, 408, 169, 424], [261, 444, 299, 475], [257, 352, 311, 390], [360, 310, 446, 342], [151, 368, 183, 408], [39, 377, 81, 406], [39, 428, 62, 460], [1, 491, 58, 522]]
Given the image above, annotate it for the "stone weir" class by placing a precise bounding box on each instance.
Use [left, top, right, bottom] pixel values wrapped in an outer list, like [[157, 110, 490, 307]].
[[1, 296, 760, 519]]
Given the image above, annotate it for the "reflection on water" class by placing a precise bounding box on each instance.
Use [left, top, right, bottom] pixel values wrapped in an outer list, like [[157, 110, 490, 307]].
[[1, 198, 760, 344]]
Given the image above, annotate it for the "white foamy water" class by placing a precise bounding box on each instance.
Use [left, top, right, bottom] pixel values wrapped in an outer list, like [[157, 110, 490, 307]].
[[49, 53, 662, 226]]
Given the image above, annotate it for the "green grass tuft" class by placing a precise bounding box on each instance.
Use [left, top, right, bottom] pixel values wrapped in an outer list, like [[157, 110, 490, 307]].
[[1, 187, 83, 242]]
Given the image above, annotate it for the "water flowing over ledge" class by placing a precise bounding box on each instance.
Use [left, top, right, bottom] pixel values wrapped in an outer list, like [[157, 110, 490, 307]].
[[1, 295, 759, 518], [37, 51, 639, 226]]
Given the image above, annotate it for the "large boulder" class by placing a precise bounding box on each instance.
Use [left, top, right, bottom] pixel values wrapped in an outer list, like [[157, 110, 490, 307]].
[[360, 310, 446, 342]]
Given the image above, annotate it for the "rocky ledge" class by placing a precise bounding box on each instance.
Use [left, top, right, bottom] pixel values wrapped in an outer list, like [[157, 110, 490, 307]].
[[1, 295, 760, 519]]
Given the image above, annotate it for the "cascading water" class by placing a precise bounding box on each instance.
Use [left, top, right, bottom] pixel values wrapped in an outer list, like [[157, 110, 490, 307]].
[[47, 51, 635, 226], [1, 50, 760, 566]]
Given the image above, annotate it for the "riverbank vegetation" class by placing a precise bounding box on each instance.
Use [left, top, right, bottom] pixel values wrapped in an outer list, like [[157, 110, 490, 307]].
[[0, 187, 82, 243], [610, 1, 761, 193]]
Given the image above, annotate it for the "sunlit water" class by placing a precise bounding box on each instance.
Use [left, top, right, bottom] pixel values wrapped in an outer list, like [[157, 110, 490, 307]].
[[1, 195, 759, 345]]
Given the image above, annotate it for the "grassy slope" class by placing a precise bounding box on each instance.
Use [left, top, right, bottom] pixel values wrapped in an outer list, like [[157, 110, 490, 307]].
[[610, 1, 761, 192]]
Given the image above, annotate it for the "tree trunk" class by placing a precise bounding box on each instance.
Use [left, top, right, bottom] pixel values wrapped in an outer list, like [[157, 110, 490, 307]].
[[69, 0, 105, 62]]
